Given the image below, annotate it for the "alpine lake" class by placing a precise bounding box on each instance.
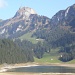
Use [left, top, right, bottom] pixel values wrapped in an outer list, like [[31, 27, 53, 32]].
[[7, 65, 75, 73]]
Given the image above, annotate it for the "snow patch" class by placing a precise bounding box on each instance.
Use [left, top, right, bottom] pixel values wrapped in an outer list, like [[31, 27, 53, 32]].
[[23, 16, 25, 19], [18, 25, 22, 28], [65, 7, 70, 17], [0, 28, 5, 34], [16, 28, 21, 32], [57, 17, 59, 21], [16, 25, 23, 32]]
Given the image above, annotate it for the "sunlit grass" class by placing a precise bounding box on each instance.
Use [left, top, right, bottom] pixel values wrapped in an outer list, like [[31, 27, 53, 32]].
[[67, 59, 75, 64], [34, 48, 75, 64], [19, 33, 75, 64], [19, 32, 38, 44], [19, 32, 44, 44], [34, 48, 62, 64]]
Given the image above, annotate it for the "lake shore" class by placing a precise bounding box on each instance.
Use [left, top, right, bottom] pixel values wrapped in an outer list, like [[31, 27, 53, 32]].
[[0, 62, 75, 75], [0, 72, 75, 75]]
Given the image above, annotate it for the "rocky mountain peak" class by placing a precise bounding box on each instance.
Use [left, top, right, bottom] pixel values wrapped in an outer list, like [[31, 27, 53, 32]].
[[51, 4, 75, 26], [0, 4, 75, 39], [14, 7, 37, 19]]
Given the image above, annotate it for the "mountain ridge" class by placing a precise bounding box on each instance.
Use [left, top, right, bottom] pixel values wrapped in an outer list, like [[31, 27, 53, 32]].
[[51, 4, 75, 26], [0, 7, 50, 38], [0, 4, 75, 39], [1, 4, 75, 63]]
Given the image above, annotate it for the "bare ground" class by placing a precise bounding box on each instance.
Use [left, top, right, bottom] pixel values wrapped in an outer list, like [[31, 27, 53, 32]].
[[0, 63, 75, 75], [0, 72, 75, 75]]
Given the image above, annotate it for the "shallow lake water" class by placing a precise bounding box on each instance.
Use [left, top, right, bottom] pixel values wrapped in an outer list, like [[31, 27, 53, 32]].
[[7, 65, 75, 73]]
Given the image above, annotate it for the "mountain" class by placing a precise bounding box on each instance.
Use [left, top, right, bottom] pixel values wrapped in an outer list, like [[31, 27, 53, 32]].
[[51, 4, 75, 30], [0, 4, 75, 39], [0, 39, 34, 64], [0, 7, 50, 39], [0, 19, 3, 22], [0, 4, 75, 63], [32, 4, 75, 48]]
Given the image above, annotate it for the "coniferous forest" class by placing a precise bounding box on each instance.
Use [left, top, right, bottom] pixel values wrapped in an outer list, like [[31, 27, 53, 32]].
[[0, 39, 34, 64], [1, 4, 75, 64], [1, 27, 75, 64]]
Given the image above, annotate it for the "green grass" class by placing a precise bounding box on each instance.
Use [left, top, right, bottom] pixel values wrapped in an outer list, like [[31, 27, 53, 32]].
[[67, 59, 75, 64], [34, 48, 62, 64], [34, 53, 61, 64], [19, 32, 38, 44], [19, 32, 44, 44], [19, 33, 75, 64], [34, 47, 75, 64]]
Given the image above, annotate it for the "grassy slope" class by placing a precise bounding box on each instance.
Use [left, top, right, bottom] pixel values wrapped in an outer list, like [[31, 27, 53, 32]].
[[19, 33, 62, 63], [34, 48, 62, 64], [19, 32, 44, 44], [19, 33, 75, 64], [19, 32, 38, 44], [67, 59, 75, 64], [34, 48, 75, 64]]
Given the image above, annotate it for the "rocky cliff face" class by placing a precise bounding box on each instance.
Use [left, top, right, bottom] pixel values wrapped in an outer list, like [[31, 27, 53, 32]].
[[0, 7, 50, 38], [0, 4, 75, 39], [51, 4, 75, 27], [14, 7, 37, 19]]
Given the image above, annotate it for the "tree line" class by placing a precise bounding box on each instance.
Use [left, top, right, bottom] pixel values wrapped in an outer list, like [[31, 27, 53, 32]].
[[32, 26, 75, 62], [0, 39, 34, 64]]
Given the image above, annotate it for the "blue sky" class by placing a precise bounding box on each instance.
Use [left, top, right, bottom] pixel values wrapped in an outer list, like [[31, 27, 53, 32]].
[[0, 0, 75, 20]]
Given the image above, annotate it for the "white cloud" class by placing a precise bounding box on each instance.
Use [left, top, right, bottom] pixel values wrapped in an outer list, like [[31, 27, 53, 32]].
[[0, 0, 8, 8]]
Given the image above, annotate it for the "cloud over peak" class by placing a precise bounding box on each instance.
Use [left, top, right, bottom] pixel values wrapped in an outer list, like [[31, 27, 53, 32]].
[[0, 0, 8, 8]]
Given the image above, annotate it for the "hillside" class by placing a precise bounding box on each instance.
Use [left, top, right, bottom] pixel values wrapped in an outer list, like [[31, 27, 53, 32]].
[[0, 7, 50, 39], [0, 4, 75, 41], [0, 39, 34, 64], [0, 4, 75, 63]]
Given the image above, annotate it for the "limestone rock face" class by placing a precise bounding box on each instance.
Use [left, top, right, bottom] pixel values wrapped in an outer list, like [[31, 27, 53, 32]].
[[14, 7, 37, 19]]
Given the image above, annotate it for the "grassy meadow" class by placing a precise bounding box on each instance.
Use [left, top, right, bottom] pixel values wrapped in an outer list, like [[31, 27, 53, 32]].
[[19, 32, 75, 64], [34, 48, 75, 64], [34, 48, 62, 64], [19, 32, 43, 44]]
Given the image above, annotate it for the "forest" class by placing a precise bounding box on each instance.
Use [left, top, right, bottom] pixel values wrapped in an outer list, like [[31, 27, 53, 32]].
[[0, 26, 75, 64], [0, 39, 34, 64], [32, 26, 75, 62]]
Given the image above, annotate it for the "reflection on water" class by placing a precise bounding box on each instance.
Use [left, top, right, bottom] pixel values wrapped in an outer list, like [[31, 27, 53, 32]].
[[7, 65, 75, 73]]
